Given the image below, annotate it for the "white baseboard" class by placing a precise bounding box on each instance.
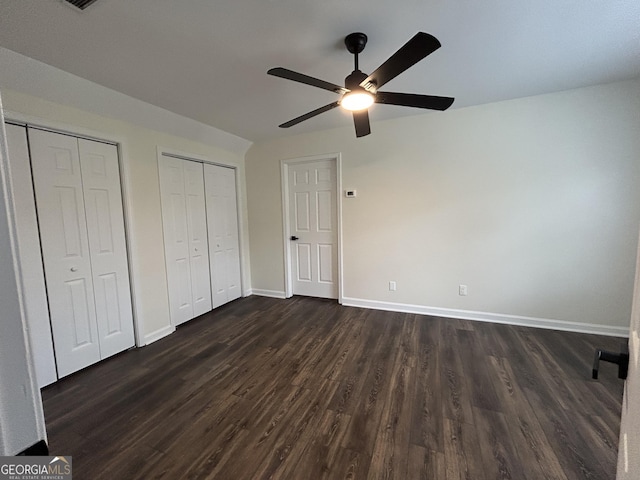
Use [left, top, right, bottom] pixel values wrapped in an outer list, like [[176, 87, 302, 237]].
[[341, 297, 629, 338], [143, 325, 176, 345], [250, 289, 287, 299]]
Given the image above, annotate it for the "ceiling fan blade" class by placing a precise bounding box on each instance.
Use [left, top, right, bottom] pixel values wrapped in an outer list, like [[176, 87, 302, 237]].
[[360, 32, 441, 90], [279, 101, 340, 128], [268, 67, 348, 94], [376, 91, 454, 111], [353, 110, 371, 137]]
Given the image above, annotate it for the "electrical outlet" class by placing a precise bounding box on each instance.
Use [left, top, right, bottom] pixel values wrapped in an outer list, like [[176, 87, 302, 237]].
[[389, 281, 397, 291], [459, 284, 468, 296]]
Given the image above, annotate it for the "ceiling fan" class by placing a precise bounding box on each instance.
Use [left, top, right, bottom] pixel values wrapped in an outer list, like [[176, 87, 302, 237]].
[[268, 32, 455, 138]]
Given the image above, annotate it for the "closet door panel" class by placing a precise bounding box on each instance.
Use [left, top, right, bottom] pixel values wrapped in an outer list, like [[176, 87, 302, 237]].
[[5, 124, 57, 387], [159, 155, 194, 325], [204, 164, 241, 308], [78, 139, 135, 358], [29, 129, 101, 377], [183, 160, 212, 316], [222, 167, 242, 302]]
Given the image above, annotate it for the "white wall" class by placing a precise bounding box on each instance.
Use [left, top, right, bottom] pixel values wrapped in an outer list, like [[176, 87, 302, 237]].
[[246, 78, 640, 334], [0, 48, 253, 345], [0, 95, 46, 455]]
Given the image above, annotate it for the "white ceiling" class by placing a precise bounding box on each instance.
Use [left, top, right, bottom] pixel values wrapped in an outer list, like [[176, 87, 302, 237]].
[[0, 0, 638, 142]]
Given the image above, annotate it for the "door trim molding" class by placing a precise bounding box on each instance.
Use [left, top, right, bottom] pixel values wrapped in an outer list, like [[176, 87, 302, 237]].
[[281, 153, 343, 303]]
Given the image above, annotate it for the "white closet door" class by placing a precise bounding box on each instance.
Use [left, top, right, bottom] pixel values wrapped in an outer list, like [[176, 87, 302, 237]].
[[29, 129, 101, 377], [159, 156, 212, 325], [78, 139, 135, 358], [5, 124, 57, 387], [183, 160, 212, 316], [205, 163, 241, 308], [159, 156, 195, 325]]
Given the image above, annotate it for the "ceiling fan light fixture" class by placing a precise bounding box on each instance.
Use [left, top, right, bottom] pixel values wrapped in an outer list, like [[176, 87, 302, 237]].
[[268, 32, 454, 137], [341, 90, 374, 111]]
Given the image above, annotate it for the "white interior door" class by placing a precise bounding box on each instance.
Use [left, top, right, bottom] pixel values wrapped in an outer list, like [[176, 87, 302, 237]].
[[29, 129, 101, 377], [183, 160, 212, 316], [78, 139, 135, 358], [204, 163, 241, 308], [5, 124, 57, 387], [287, 159, 338, 299]]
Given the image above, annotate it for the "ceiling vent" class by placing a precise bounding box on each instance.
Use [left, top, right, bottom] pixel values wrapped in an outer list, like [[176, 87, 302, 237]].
[[63, 0, 99, 10]]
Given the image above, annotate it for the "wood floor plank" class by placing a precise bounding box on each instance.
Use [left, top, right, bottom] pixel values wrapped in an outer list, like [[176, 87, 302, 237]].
[[517, 329, 598, 415], [443, 418, 487, 480], [40, 296, 624, 480], [525, 385, 614, 480], [209, 385, 314, 480], [368, 319, 414, 480], [328, 448, 372, 480], [290, 305, 361, 387], [440, 323, 475, 424], [473, 406, 531, 480], [251, 378, 339, 479], [486, 355, 569, 480], [327, 310, 389, 415], [409, 316, 445, 453], [455, 329, 502, 412], [340, 312, 404, 454], [278, 409, 353, 479], [407, 445, 446, 480]]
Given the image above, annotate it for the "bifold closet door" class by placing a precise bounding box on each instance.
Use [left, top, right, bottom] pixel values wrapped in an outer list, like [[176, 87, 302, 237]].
[[77, 138, 135, 358], [183, 160, 213, 315], [159, 156, 212, 325], [5, 124, 57, 387], [29, 129, 134, 377], [204, 164, 242, 308]]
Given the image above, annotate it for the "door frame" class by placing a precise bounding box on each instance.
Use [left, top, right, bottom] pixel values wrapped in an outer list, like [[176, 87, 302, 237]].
[[281, 153, 343, 303], [156, 147, 247, 327]]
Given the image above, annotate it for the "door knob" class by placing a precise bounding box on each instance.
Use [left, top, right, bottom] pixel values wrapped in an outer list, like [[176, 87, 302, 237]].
[[290, 236, 299, 241], [70, 267, 78, 272]]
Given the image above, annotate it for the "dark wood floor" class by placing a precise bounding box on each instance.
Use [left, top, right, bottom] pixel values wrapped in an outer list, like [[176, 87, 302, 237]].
[[42, 296, 625, 479]]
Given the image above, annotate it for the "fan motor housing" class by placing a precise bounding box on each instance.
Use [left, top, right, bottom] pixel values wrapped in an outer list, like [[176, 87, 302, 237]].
[[345, 70, 368, 90], [345, 33, 368, 54]]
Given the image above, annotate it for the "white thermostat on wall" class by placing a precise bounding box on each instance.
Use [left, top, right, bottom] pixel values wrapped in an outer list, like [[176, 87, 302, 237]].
[[345, 190, 357, 198]]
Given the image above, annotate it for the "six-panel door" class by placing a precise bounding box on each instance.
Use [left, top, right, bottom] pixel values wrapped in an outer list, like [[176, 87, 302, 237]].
[[205, 163, 242, 308], [78, 138, 135, 359], [288, 159, 338, 299], [29, 129, 135, 377], [183, 160, 213, 316], [159, 156, 213, 325]]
